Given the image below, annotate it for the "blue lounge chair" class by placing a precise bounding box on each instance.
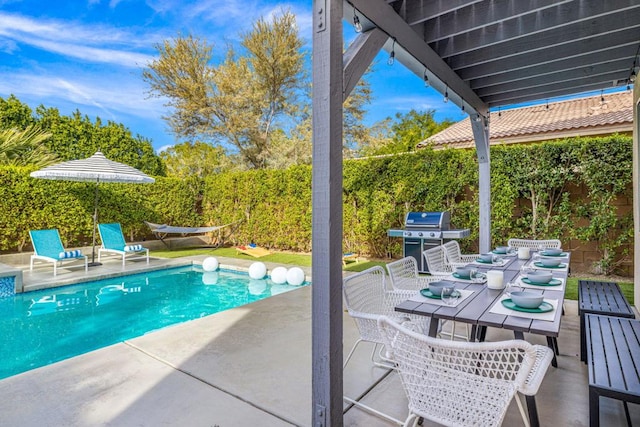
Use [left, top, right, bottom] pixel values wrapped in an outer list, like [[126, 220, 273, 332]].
[[29, 229, 88, 276], [97, 223, 149, 267]]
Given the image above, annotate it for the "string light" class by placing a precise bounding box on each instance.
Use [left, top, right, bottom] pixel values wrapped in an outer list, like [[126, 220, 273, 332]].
[[498, 107, 502, 117], [353, 9, 362, 33], [473, 114, 482, 122], [545, 99, 549, 110], [423, 69, 429, 87], [443, 85, 449, 103], [387, 39, 396, 66], [461, 105, 465, 112]]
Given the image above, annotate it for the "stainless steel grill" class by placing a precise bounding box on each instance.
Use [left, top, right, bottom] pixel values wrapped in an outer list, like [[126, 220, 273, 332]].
[[387, 211, 470, 273]]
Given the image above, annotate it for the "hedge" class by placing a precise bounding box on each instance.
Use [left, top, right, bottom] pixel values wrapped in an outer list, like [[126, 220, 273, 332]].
[[0, 135, 632, 275]]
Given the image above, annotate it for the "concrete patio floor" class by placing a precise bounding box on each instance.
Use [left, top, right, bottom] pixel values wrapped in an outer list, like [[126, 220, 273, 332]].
[[0, 256, 638, 426]]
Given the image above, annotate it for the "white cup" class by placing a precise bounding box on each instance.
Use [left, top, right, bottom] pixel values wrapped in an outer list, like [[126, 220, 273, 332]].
[[486, 270, 504, 289], [518, 247, 531, 260]]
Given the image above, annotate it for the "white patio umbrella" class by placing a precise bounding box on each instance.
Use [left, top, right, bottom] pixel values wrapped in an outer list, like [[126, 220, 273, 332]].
[[30, 151, 155, 265]]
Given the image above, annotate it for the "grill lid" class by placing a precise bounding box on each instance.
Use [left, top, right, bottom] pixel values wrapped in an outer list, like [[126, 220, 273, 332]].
[[404, 211, 450, 230]]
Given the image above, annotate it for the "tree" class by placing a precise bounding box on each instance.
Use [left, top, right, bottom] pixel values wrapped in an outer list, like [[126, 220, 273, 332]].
[[0, 126, 58, 167], [160, 141, 237, 178], [143, 10, 305, 169], [34, 106, 165, 176], [0, 95, 36, 129], [366, 109, 453, 155]]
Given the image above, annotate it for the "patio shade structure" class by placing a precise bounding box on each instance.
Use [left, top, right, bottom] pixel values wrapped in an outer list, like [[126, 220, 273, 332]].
[[30, 151, 155, 266], [311, 1, 640, 425]]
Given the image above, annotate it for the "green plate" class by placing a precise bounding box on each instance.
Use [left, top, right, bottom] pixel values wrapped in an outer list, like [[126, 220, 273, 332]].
[[522, 277, 562, 286], [540, 251, 568, 257], [476, 258, 493, 264], [452, 272, 470, 280], [534, 262, 567, 269], [502, 299, 553, 313], [420, 289, 460, 299], [492, 249, 507, 255]]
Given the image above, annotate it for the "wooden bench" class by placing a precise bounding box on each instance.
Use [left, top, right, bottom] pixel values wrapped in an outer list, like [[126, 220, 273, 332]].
[[578, 280, 635, 362], [585, 314, 640, 427]]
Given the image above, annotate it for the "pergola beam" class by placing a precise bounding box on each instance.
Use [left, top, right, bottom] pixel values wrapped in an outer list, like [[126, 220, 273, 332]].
[[343, 28, 388, 100], [348, 0, 489, 116]]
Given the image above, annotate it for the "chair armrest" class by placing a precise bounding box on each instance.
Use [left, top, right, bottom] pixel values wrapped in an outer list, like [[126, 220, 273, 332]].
[[460, 254, 480, 263], [519, 344, 554, 395]]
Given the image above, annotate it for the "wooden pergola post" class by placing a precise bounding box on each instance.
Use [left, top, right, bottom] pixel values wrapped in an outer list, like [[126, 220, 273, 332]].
[[632, 83, 639, 312], [311, 0, 344, 425]]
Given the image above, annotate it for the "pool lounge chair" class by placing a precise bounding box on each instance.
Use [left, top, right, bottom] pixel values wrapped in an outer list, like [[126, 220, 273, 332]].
[[342, 252, 359, 265], [98, 223, 149, 267], [236, 244, 271, 258], [29, 229, 88, 276]]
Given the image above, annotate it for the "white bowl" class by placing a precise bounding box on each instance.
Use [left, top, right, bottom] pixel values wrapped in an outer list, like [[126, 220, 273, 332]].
[[455, 267, 472, 279], [510, 291, 544, 309], [526, 271, 552, 284], [478, 254, 493, 262], [428, 281, 449, 296], [543, 248, 562, 256], [539, 257, 562, 267]]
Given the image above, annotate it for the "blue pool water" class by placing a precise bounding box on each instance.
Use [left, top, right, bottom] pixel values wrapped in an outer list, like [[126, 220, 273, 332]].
[[0, 266, 306, 380]]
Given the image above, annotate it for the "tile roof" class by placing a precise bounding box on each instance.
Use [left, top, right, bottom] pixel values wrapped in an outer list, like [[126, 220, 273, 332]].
[[417, 91, 634, 150]]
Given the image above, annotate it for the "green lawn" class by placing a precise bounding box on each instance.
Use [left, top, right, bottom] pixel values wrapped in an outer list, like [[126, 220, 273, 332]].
[[151, 247, 634, 303]]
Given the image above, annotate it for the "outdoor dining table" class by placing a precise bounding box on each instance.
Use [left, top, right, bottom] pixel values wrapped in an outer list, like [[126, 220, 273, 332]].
[[395, 251, 570, 427], [395, 251, 570, 361]]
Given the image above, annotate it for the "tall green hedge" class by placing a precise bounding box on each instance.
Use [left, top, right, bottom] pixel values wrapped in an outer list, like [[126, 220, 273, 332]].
[[1, 135, 632, 274]]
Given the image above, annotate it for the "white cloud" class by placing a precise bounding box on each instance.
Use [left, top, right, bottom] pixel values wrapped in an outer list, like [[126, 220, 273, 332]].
[[0, 12, 160, 67], [0, 37, 18, 53], [0, 71, 167, 120], [156, 144, 174, 153]]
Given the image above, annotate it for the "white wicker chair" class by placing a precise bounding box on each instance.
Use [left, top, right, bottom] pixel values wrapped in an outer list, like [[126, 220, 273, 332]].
[[386, 256, 441, 291], [378, 316, 554, 427], [442, 240, 479, 269], [343, 266, 431, 424], [507, 238, 562, 250], [422, 245, 452, 277]]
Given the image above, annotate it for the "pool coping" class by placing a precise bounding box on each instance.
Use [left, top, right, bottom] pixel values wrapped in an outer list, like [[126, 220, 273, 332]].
[[16, 255, 312, 294]]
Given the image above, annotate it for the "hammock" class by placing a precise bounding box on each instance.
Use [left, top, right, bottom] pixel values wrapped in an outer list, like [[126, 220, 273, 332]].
[[145, 220, 241, 248]]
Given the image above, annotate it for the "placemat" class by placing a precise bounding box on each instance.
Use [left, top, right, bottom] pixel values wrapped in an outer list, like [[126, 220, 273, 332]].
[[489, 295, 558, 321], [471, 260, 507, 267], [448, 272, 487, 284], [408, 288, 474, 308]]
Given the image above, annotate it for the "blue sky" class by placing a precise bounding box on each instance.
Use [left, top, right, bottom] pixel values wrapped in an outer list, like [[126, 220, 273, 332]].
[[2, 1, 623, 154], [0, 0, 471, 152]]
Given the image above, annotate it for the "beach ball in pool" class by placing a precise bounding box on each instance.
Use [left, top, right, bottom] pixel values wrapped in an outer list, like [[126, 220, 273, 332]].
[[271, 267, 288, 284], [249, 262, 267, 279], [202, 256, 219, 272], [286, 267, 305, 286]]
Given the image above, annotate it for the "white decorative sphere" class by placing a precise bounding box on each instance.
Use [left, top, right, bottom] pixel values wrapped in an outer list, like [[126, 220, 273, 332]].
[[249, 262, 267, 280], [202, 271, 219, 285], [202, 257, 219, 272], [271, 267, 288, 284], [286, 267, 305, 286], [248, 279, 267, 295]]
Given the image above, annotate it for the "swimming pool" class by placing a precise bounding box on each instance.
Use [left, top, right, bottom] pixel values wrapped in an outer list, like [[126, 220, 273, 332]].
[[0, 265, 306, 380]]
